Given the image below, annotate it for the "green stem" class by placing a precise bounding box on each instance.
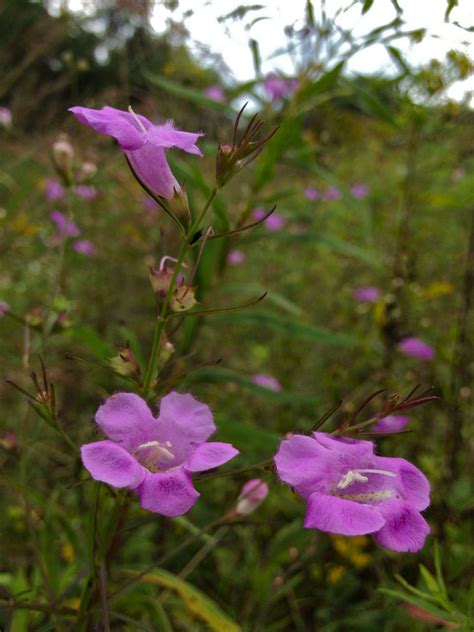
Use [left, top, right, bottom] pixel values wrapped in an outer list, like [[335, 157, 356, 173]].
[[142, 187, 218, 397]]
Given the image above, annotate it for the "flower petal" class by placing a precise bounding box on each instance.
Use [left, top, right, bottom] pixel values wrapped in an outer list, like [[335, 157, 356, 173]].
[[375, 456, 431, 510], [69, 106, 148, 150], [374, 499, 430, 552], [185, 442, 239, 472], [157, 391, 216, 444], [95, 393, 156, 452], [81, 440, 145, 489], [305, 493, 385, 535], [147, 121, 204, 156], [137, 469, 199, 517], [274, 435, 330, 498], [125, 144, 180, 199]]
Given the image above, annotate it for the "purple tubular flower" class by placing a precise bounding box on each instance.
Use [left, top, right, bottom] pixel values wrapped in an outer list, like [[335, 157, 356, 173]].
[[236, 479, 269, 516], [227, 249, 246, 265], [0, 300, 10, 317], [81, 392, 239, 517], [398, 337, 434, 361], [351, 184, 369, 198], [323, 187, 342, 201], [45, 179, 65, 201], [74, 239, 96, 256], [252, 207, 286, 231], [353, 286, 381, 303], [50, 210, 80, 238], [252, 374, 282, 392], [263, 73, 299, 102], [69, 106, 203, 200], [304, 187, 319, 201], [74, 184, 98, 201], [274, 432, 430, 552], [205, 85, 225, 103], [372, 416, 409, 434]]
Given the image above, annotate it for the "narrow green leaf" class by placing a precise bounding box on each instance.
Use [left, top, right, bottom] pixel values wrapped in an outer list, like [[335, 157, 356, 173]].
[[144, 72, 233, 113], [185, 366, 318, 404], [213, 309, 359, 346], [125, 569, 242, 632], [362, 0, 375, 14]]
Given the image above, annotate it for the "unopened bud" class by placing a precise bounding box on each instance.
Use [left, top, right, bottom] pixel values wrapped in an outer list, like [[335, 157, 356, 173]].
[[108, 344, 141, 380], [0, 107, 12, 129], [235, 479, 269, 516], [77, 161, 97, 182], [52, 135, 74, 185], [170, 283, 197, 312]]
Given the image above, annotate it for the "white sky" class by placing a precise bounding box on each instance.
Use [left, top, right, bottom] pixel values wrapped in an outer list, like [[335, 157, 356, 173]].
[[52, 0, 474, 101]]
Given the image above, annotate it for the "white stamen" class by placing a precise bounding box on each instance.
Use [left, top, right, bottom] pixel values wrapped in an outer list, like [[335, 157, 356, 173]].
[[128, 105, 147, 133], [337, 468, 396, 490], [135, 440, 175, 464]]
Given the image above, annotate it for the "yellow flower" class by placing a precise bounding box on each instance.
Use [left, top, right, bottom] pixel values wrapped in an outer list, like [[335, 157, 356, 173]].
[[328, 565, 346, 584]]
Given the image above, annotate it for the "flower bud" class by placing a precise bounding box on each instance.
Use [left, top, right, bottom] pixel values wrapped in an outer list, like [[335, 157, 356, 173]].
[[149, 266, 174, 296], [235, 479, 269, 516], [77, 161, 97, 182], [170, 283, 197, 312], [108, 344, 141, 380], [0, 107, 12, 129], [52, 135, 74, 185]]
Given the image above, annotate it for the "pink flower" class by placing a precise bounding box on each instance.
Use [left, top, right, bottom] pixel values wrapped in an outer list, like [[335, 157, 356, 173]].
[[275, 432, 430, 552], [50, 210, 80, 240], [263, 73, 299, 102], [45, 179, 65, 201], [74, 239, 96, 256], [372, 416, 409, 434], [323, 187, 342, 201], [252, 374, 282, 392], [227, 249, 246, 265], [350, 184, 368, 198], [0, 300, 10, 317], [398, 337, 434, 361], [0, 107, 12, 128], [81, 392, 239, 516], [235, 479, 269, 516], [353, 287, 380, 303], [252, 207, 286, 231], [304, 187, 319, 201], [74, 184, 98, 201], [205, 85, 225, 103], [70, 105, 203, 200]]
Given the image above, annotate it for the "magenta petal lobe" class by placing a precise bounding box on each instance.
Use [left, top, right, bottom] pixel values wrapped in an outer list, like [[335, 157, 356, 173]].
[[305, 493, 385, 536], [137, 469, 200, 517], [95, 392, 156, 451], [374, 499, 430, 552], [185, 442, 239, 472], [81, 440, 145, 489]]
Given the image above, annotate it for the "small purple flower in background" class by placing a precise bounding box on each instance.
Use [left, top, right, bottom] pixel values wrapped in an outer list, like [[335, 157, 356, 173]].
[[323, 187, 342, 201], [74, 239, 96, 256], [350, 184, 369, 199], [253, 207, 286, 231], [353, 287, 380, 303], [275, 432, 430, 552], [398, 337, 434, 361], [205, 85, 225, 103], [235, 479, 269, 516], [0, 300, 10, 317], [81, 392, 239, 516], [45, 179, 65, 201], [304, 187, 319, 201], [372, 416, 409, 434], [252, 374, 282, 392], [50, 210, 80, 240], [0, 107, 12, 129], [74, 184, 98, 201], [227, 249, 246, 265], [69, 105, 203, 200], [263, 72, 299, 102]]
